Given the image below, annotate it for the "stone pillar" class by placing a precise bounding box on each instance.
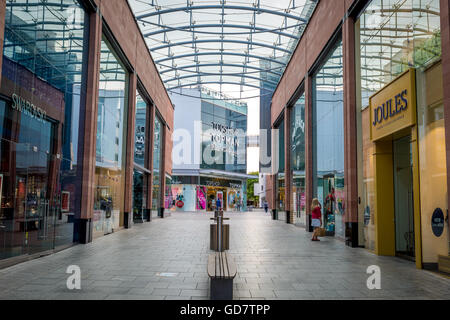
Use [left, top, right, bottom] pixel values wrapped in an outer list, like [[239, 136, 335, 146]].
[[440, 0, 450, 232], [284, 106, 293, 224], [0, 0, 6, 85], [304, 76, 314, 232], [77, 10, 102, 243], [124, 72, 137, 228], [343, 16, 359, 247]]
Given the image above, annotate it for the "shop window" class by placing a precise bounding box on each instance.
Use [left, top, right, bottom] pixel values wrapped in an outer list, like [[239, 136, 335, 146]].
[[313, 41, 345, 239], [152, 115, 162, 213], [291, 93, 306, 225], [276, 119, 285, 214], [0, 0, 88, 260], [93, 36, 128, 238], [358, 0, 441, 109]]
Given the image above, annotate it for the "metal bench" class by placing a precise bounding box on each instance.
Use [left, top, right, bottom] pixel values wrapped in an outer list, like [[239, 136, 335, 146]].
[[207, 251, 237, 300]]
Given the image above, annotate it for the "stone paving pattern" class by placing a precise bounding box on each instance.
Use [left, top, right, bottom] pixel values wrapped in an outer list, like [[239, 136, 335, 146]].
[[0, 211, 449, 300]]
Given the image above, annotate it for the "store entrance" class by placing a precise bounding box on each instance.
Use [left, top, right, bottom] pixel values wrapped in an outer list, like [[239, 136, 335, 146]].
[[206, 187, 227, 211], [393, 135, 415, 259]]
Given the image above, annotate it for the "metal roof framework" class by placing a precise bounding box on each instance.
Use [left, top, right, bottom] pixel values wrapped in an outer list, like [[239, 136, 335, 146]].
[[129, 0, 318, 99]]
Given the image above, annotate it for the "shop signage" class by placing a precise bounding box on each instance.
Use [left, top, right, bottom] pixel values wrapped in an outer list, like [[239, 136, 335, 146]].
[[11, 93, 47, 123], [209, 122, 242, 156], [176, 200, 184, 208], [431, 208, 445, 237], [200, 177, 242, 189], [370, 69, 416, 141]]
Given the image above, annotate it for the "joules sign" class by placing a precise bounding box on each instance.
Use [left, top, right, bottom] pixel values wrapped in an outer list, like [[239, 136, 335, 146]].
[[370, 69, 416, 141], [11, 93, 47, 123], [372, 90, 408, 126]]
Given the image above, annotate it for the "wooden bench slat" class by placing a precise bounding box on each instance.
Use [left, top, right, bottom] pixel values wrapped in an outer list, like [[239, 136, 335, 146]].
[[225, 253, 237, 278], [220, 252, 228, 278], [215, 252, 220, 279], [207, 253, 216, 277], [208, 252, 237, 280]]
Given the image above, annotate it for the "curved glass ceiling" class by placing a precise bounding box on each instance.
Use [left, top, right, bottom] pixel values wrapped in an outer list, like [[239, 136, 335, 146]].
[[129, 0, 318, 99]]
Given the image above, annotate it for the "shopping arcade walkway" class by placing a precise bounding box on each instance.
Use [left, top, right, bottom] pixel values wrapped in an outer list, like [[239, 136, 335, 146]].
[[0, 211, 449, 300]]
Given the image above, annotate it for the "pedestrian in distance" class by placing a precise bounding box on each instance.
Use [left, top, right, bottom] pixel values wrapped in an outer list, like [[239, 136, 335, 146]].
[[216, 197, 222, 211], [264, 201, 269, 213], [311, 198, 322, 241]]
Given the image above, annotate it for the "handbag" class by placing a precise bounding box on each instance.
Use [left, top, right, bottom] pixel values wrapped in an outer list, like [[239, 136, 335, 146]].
[[317, 227, 326, 237]]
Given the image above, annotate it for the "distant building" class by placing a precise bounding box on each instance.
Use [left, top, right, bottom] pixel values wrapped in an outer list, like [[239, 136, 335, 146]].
[[169, 87, 254, 212]]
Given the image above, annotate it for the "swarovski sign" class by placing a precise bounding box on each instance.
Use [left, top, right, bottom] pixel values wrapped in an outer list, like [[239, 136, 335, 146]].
[[12, 93, 47, 123]]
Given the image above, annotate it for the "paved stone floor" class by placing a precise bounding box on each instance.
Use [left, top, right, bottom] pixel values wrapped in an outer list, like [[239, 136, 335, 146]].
[[0, 211, 449, 300]]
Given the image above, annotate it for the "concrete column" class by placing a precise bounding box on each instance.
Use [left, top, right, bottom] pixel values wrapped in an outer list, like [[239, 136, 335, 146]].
[[0, 0, 6, 85], [284, 106, 293, 224], [440, 0, 450, 232], [343, 16, 359, 247], [304, 76, 314, 232], [78, 9, 102, 243], [124, 72, 137, 228]]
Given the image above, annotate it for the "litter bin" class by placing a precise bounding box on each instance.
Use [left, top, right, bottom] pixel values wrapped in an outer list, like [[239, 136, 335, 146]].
[[210, 223, 230, 251], [210, 213, 230, 251]]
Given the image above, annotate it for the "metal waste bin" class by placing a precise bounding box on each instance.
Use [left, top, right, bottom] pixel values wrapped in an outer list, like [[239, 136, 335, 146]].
[[210, 212, 230, 251], [210, 223, 230, 251]]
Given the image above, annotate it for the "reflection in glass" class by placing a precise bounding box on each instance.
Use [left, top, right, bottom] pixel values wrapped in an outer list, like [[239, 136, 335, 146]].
[[276, 119, 285, 213], [134, 92, 147, 168], [152, 116, 162, 213], [359, 0, 441, 108], [313, 41, 345, 238], [132, 169, 147, 223], [1, 0, 88, 260], [291, 94, 306, 225], [93, 37, 128, 238]]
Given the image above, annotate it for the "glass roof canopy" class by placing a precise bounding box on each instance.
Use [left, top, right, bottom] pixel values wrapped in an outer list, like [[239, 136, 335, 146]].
[[129, 0, 318, 100]]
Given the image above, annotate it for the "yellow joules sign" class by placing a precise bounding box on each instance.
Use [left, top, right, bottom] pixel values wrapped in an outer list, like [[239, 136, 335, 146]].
[[370, 69, 416, 141]]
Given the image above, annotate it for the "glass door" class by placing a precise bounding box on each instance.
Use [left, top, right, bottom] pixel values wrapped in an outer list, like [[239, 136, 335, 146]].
[[26, 149, 56, 254], [132, 169, 147, 223], [393, 135, 415, 259], [322, 176, 335, 235]]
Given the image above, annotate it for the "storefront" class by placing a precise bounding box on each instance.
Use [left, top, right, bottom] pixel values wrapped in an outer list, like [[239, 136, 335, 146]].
[[356, 0, 448, 269], [0, 0, 174, 267], [0, 0, 88, 262], [167, 175, 246, 212]]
